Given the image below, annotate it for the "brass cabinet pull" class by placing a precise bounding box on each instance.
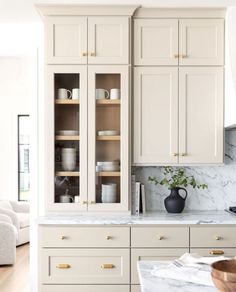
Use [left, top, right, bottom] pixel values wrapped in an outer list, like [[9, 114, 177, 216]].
[[158, 235, 164, 240], [172, 153, 178, 157], [90, 52, 96, 56], [56, 264, 71, 269], [180, 153, 187, 156], [174, 54, 179, 58], [106, 236, 112, 240], [180, 54, 187, 58], [210, 250, 224, 255], [215, 236, 222, 240], [89, 201, 95, 204], [60, 236, 66, 240], [101, 264, 115, 269], [82, 201, 87, 204], [82, 52, 87, 57]]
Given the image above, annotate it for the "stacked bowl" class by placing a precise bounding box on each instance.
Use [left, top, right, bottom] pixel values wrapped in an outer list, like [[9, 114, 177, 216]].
[[61, 148, 76, 171], [101, 183, 117, 203]]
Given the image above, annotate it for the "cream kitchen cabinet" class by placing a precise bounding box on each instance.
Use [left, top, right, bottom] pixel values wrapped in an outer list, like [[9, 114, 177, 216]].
[[45, 16, 130, 64], [133, 66, 224, 164], [134, 18, 224, 66], [134, 19, 178, 66]]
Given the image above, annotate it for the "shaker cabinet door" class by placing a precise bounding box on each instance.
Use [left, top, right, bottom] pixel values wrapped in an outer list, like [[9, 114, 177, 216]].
[[88, 17, 129, 64], [133, 67, 178, 164], [179, 19, 224, 65], [45, 16, 87, 64], [134, 19, 178, 65], [179, 67, 224, 164]]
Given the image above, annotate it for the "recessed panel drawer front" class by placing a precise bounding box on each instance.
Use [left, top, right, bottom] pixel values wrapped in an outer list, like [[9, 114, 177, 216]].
[[131, 248, 188, 284], [131, 227, 189, 247], [41, 285, 130, 292], [190, 227, 236, 247], [41, 249, 130, 284], [190, 248, 236, 258], [40, 226, 130, 247]]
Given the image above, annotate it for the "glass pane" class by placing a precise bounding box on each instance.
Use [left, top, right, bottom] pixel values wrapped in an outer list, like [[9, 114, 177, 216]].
[[54, 73, 80, 204], [95, 74, 121, 204], [18, 115, 30, 201]]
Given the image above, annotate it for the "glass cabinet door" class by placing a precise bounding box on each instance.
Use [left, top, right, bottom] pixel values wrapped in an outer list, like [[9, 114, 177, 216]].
[[46, 65, 87, 211], [88, 66, 129, 211]]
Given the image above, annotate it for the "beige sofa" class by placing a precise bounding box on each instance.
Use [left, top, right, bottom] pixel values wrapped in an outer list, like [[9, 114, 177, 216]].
[[0, 200, 30, 246]]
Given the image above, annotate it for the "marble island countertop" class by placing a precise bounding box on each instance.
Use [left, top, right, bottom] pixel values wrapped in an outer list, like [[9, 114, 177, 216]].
[[37, 210, 236, 225], [137, 261, 216, 292]]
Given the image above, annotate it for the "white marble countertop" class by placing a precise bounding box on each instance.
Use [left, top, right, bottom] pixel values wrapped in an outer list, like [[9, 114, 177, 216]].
[[37, 210, 236, 225], [137, 261, 216, 292]]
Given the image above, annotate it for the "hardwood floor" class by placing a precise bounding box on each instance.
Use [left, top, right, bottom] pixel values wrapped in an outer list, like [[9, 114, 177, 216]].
[[0, 244, 29, 292]]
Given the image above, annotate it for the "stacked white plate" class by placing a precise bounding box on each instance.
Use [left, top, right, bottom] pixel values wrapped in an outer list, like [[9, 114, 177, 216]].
[[97, 130, 120, 136], [101, 183, 117, 203], [97, 161, 120, 171], [61, 148, 76, 171], [56, 130, 79, 136]]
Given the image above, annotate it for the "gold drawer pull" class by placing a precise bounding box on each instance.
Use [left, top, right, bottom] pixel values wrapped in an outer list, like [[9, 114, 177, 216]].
[[174, 54, 179, 58], [89, 201, 95, 204], [172, 153, 178, 157], [180, 54, 187, 58], [82, 201, 87, 204], [90, 52, 96, 56], [158, 235, 164, 240], [101, 264, 115, 269], [210, 250, 224, 255], [106, 236, 112, 240], [60, 236, 66, 240], [180, 153, 187, 156], [56, 264, 71, 269], [215, 236, 222, 240], [82, 52, 87, 57]]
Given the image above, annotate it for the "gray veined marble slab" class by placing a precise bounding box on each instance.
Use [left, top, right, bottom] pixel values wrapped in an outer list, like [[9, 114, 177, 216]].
[[37, 210, 236, 225], [137, 261, 216, 292]]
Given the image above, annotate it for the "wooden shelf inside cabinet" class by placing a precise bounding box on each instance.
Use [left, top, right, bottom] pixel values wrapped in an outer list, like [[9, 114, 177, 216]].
[[55, 99, 80, 105], [96, 135, 120, 141], [56, 171, 80, 177], [97, 172, 120, 177], [56, 135, 80, 141], [96, 99, 120, 106]]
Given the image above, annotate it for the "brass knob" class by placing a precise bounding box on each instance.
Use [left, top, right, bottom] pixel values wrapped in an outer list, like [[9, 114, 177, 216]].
[[215, 236, 221, 241], [82, 52, 87, 57], [56, 264, 71, 269], [90, 52, 96, 56], [180, 153, 187, 156], [60, 236, 66, 240], [172, 153, 178, 157], [158, 235, 164, 240], [210, 250, 224, 255], [174, 54, 179, 58], [106, 236, 112, 240], [101, 264, 115, 269]]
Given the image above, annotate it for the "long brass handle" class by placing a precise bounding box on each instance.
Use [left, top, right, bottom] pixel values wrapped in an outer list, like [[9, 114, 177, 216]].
[[56, 264, 71, 269], [210, 250, 224, 255], [101, 264, 115, 269]]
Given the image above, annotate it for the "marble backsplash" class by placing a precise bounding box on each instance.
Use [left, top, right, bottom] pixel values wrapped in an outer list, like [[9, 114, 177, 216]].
[[133, 129, 236, 211]]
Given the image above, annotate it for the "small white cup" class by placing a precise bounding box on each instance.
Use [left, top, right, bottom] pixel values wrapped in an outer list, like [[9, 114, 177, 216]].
[[110, 88, 120, 100], [72, 88, 80, 100], [60, 195, 74, 203], [74, 196, 80, 203], [96, 88, 109, 100], [58, 88, 72, 100]]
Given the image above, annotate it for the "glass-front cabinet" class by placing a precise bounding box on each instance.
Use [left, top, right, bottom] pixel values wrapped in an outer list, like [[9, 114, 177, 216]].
[[46, 65, 129, 212]]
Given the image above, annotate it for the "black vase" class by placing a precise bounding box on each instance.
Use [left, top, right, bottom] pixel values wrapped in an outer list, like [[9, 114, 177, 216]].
[[164, 187, 188, 213]]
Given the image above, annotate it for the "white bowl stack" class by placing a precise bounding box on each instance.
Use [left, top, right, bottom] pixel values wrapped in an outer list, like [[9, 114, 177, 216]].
[[101, 183, 117, 203], [61, 148, 76, 171], [96, 161, 120, 172]]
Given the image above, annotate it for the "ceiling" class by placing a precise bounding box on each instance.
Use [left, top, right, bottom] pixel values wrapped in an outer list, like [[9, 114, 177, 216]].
[[0, 0, 235, 22]]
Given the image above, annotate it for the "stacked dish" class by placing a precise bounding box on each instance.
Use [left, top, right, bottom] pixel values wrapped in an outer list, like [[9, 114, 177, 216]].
[[56, 130, 79, 136], [101, 183, 117, 203], [96, 161, 120, 172], [61, 148, 76, 171], [97, 130, 120, 136]]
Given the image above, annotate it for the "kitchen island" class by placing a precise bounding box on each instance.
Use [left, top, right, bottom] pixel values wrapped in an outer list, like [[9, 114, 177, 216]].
[[137, 261, 216, 292]]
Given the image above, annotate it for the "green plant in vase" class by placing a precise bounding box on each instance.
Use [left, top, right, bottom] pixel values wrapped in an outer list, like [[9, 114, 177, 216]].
[[148, 166, 207, 213]]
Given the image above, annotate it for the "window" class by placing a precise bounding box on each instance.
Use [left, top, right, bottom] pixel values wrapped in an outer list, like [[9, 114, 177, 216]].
[[18, 115, 30, 201]]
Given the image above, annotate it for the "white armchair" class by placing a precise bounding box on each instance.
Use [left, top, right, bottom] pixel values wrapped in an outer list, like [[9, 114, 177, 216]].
[[0, 200, 30, 246], [0, 214, 17, 265]]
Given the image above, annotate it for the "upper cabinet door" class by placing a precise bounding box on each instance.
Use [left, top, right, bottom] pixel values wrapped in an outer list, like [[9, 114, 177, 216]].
[[46, 17, 87, 64], [179, 67, 224, 164], [88, 17, 129, 64], [134, 19, 178, 66], [179, 19, 224, 65], [133, 67, 178, 164]]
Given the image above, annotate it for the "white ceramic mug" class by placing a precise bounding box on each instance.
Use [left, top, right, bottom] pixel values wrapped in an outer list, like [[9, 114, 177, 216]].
[[110, 88, 120, 100], [58, 88, 72, 100], [60, 195, 74, 203], [61, 148, 76, 171], [96, 88, 109, 100], [74, 196, 80, 203], [72, 88, 80, 100]]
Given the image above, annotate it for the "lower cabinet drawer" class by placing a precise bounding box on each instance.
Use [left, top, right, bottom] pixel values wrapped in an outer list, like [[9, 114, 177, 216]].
[[131, 248, 188, 284], [41, 285, 130, 292], [131, 285, 141, 292], [190, 227, 236, 247], [190, 248, 236, 257], [41, 249, 130, 284]]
